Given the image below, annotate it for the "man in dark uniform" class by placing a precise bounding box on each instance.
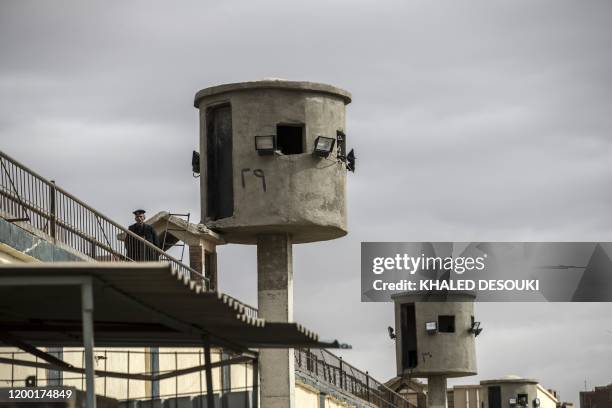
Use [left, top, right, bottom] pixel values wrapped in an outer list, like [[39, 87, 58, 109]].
[[125, 209, 159, 261]]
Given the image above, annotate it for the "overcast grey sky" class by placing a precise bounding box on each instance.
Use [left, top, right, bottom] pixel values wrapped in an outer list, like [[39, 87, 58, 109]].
[[1, 0, 611, 404]]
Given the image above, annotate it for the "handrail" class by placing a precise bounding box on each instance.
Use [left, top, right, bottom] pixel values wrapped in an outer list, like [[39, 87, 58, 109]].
[[295, 348, 416, 408], [0, 150, 210, 290]]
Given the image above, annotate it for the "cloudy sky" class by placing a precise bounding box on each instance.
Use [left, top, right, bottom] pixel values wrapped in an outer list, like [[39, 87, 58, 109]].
[[1, 0, 611, 404]]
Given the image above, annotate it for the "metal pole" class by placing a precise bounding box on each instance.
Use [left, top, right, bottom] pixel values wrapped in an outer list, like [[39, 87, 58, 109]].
[[49, 181, 56, 239], [339, 357, 344, 390], [151, 347, 160, 399], [366, 371, 370, 402], [81, 279, 96, 408], [203, 340, 215, 408], [251, 358, 258, 408]]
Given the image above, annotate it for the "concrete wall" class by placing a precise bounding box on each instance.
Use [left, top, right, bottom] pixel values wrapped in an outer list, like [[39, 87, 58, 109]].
[[536, 385, 559, 408], [0, 217, 87, 263], [452, 386, 482, 408], [295, 382, 358, 408], [0, 242, 36, 263], [296, 383, 320, 408], [480, 379, 558, 408], [451, 381, 557, 408], [195, 80, 351, 244], [481, 381, 535, 408]]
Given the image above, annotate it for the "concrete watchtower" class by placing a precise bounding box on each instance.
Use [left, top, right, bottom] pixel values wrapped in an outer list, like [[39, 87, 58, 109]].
[[194, 79, 352, 408], [393, 291, 478, 408]]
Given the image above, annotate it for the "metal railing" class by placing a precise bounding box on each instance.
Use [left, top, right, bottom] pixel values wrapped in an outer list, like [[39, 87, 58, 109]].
[[0, 150, 209, 289], [295, 348, 416, 408], [0, 349, 255, 403]]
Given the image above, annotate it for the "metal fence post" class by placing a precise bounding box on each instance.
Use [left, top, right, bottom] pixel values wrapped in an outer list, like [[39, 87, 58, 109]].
[[49, 181, 56, 239], [366, 371, 370, 402], [339, 357, 344, 390]]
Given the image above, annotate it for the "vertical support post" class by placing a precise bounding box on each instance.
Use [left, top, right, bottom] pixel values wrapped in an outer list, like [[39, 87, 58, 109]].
[[252, 358, 259, 408], [318, 392, 326, 408], [151, 348, 160, 400], [81, 278, 96, 408], [208, 251, 218, 291], [257, 233, 295, 408], [189, 243, 218, 291], [427, 376, 448, 408], [49, 181, 56, 239], [220, 351, 231, 400], [174, 351, 178, 402], [366, 371, 370, 402], [127, 350, 130, 401], [203, 339, 215, 408], [339, 357, 344, 390], [10, 352, 14, 387]]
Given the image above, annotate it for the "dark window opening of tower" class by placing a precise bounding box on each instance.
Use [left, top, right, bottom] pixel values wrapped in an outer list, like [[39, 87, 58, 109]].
[[438, 315, 456, 333], [401, 303, 418, 368], [276, 125, 304, 155]]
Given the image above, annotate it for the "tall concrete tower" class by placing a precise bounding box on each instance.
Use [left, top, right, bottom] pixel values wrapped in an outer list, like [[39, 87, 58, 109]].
[[393, 291, 478, 408], [194, 79, 352, 407]]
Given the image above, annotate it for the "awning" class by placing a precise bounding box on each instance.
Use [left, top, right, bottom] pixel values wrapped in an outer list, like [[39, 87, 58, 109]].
[[0, 262, 348, 351]]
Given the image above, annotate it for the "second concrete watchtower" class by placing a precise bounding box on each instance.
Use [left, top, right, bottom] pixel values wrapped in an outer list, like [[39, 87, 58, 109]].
[[393, 291, 479, 408]]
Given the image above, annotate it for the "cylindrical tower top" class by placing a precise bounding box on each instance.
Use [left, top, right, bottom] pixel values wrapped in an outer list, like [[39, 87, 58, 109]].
[[194, 79, 352, 107], [194, 79, 352, 244]]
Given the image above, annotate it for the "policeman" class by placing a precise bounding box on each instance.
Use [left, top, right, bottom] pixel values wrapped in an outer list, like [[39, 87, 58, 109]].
[[125, 209, 159, 261]]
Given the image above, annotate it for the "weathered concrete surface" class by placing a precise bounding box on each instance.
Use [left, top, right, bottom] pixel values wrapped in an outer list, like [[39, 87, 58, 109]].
[[257, 233, 295, 408], [0, 217, 87, 262], [194, 79, 352, 107], [428, 376, 448, 408], [195, 80, 351, 244], [480, 377, 549, 408], [393, 292, 477, 378]]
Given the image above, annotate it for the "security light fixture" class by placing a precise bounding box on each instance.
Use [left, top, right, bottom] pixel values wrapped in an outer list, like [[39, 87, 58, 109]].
[[469, 321, 483, 336], [533, 398, 540, 407], [191, 151, 200, 176], [509, 398, 517, 407], [346, 149, 356, 172], [313, 136, 335, 157], [255, 135, 276, 155], [388, 326, 396, 340], [425, 321, 438, 334]]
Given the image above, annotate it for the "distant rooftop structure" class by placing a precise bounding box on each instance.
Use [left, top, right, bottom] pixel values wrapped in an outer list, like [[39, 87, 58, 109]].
[[580, 382, 612, 408]]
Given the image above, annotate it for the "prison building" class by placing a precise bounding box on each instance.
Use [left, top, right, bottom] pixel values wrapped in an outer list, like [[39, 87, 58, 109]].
[[444, 377, 559, 408], [580, 383, 612, 408], [0, 150, 414, 408], [385, 375, 563, 408]]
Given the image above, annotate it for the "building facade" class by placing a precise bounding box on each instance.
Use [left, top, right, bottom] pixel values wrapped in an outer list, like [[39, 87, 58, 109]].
[[0, 150, 412, 408], [580, 383, 612, 408]]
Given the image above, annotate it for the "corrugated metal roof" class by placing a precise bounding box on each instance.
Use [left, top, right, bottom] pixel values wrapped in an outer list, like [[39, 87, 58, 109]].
[[0, 262, 347, 351]]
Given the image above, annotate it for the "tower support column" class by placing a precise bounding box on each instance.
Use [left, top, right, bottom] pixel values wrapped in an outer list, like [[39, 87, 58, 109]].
[[257, 233, 295, 408], [427, 376, 448, 408]]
